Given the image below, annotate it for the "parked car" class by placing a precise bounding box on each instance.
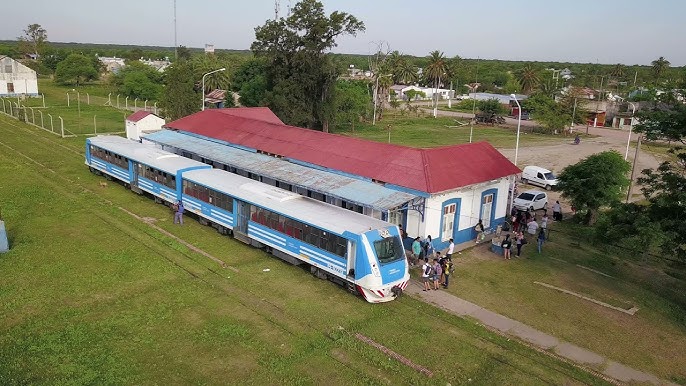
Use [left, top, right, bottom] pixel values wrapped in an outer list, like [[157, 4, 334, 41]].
[[513, 190, 548, 211], [521, 166, 558, 190]]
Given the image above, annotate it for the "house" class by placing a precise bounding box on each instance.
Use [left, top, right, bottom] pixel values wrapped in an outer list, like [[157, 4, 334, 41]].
[[391, 85, 454, 101], [125, 111, 165, 141], [156, 108, 520, 250], [0, 56, 39, 97], [140, 58, 171, 73], [97, 56, 126, 73]]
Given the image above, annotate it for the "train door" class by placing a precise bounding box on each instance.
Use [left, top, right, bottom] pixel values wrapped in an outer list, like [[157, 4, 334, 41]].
[[130, 161, 142, 194], [346, 240, 356, 279], [233, 200, 250, 236]]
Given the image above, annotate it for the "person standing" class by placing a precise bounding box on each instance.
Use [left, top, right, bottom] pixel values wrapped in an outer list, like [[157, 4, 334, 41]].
[[424, 235, 435, 257], [516, 231, 525, 257], [421, 258, 432, 291], [527, 217, 539, 236], [474, 219, 485, 244], [411, 237, 422, 266], [173, 201, 184, 225], [443, 258, 453, 288], [552, 201, 562, 221], [501, 234, 512, 260], [541, 213, 549, 239], [537, 227, 546, 254], [432, 258, 443, 290], [446, 238, 455, 259]]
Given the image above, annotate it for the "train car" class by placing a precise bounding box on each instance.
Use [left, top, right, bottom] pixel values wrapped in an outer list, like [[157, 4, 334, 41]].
[[182, 168, 409, 303], [85, 137, 409, 303], [85, 135, 211, 204]]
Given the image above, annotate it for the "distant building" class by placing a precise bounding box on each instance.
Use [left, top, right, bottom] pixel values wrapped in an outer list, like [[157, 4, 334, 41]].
[[0, 56, 38, 97], [140, 58, 171, 73], [205, 44, 215, 54], [390, 84, 454, 101], [97, 56, 126, 74], [125, 111, 165, 141]]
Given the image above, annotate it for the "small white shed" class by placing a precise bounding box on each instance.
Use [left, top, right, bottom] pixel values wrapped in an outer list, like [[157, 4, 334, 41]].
[[0, 56, 39, 97], [125, 111, 165, 141]]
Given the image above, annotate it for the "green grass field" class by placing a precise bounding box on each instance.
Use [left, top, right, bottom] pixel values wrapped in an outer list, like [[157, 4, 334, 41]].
[[2, 79, 137, 136], [331, 113, 562, 149], [0, 115, 611, 384], [447, 222, 686, 384]]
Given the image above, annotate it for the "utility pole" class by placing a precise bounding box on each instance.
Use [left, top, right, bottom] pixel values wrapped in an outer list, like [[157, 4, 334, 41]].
[[469, 57, 479, 143], [173, 0, 177, 60], [626, 135, 642, 203]]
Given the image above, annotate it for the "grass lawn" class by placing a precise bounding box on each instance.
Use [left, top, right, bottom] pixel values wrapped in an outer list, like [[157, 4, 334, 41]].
[[2, 78, 136, 136], [331, 112, 564, 149], [0, 115, 608, 384], [444, 221, 686, 384]]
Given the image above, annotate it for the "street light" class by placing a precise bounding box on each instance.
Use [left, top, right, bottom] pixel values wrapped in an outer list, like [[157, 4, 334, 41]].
[[624, 102, 637, 160], [510, 94, 522, 166], [201, 68, 226, 111]]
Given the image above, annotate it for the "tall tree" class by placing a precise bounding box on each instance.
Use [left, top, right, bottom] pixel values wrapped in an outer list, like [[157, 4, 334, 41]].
[[425, 50, 448, 113], [54, 54, 98, 86], [251, 0, 364, 131], [17, 23, 48, 58], [232, 58, 269, 107], [516, 64, 540, 94], [557, 151, 631, 224], [651, 56, 670, 82], [159, 60, 198, 120]]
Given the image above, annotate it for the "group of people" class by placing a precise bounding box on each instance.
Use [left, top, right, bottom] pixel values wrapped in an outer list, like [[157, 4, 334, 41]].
[[501, 208, 552, 258], [420, 253, 455, 291]]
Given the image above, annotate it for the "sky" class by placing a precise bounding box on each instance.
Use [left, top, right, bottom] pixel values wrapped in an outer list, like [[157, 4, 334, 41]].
[[2, 0, 685, 66]]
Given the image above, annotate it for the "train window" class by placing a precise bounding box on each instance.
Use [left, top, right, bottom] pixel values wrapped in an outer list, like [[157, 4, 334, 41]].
[[373, 236, 404, 264]]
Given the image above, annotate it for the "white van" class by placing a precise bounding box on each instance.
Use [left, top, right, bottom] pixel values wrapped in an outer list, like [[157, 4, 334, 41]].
[[521, 166, 558, 190]]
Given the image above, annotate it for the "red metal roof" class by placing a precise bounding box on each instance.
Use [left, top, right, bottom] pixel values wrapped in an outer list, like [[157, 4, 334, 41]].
[[212, 107, 284, 125], [164, 109, 520, 193], [126, 111, 152, 122]]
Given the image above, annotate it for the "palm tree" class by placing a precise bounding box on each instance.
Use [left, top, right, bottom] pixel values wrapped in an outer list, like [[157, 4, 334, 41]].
[[516, 64, 540, 94], [394, 58, 418, 85], [610, 63, 625, 79], [651, 56, 670, 82], [425, 50, 448, 116]]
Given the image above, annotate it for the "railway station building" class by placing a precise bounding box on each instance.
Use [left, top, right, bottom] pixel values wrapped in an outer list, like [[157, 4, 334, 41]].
[[140, 107, 520, 251]]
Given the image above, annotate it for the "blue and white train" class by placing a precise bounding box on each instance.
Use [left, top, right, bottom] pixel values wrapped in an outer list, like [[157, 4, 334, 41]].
[[85, 135, 410, 303]]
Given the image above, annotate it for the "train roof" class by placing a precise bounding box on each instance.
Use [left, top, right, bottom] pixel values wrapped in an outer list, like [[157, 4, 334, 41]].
[[88, 135, 209, 174], [183, 168, 394, 235]]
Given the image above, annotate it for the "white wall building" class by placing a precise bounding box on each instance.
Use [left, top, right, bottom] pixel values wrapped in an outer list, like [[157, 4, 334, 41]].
[[125, 111, 165, 141], [0, 56, 39, 97], [390, 85, 454, 101]]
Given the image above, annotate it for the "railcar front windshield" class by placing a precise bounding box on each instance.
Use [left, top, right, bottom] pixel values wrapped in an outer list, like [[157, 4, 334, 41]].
[[373, 236, 404, 264]]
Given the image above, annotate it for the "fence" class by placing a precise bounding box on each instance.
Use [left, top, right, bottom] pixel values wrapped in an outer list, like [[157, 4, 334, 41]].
[[1, 94, 129, 138]]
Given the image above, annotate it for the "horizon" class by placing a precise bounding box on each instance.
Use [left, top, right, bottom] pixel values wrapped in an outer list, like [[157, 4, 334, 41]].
[[2, 0, 685, 67]]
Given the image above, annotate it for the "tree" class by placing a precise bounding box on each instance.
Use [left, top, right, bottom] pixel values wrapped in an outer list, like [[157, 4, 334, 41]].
[[651, 56, 670, 82], [636, 95, 686, 257], [478, 98, 506, 116], [232, 58, 269, 107], [54, 54, 98, 86], [176, 46, 192, 61], [251, 0, 364, 131], [332, 80, 368, 130], [557, 151, 630, 224], [112, 61, 163, 100], [516, 64, 540, 94], [17, 23, 48, 58], [160, 60, 198, 120], [425, 50, 449, 111]]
